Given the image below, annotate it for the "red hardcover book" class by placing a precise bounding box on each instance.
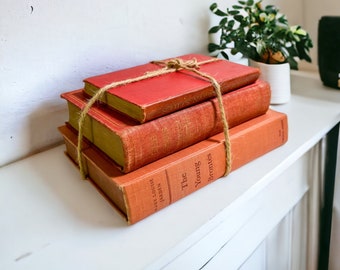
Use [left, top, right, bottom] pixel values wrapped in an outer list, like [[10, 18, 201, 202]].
[[61, 80, 271, 173], [59, 109, 288, 224], [83, 53, 260, 123]]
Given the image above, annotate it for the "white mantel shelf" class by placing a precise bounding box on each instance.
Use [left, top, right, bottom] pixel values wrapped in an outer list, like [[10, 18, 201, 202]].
[[1, 71, 340, 270]]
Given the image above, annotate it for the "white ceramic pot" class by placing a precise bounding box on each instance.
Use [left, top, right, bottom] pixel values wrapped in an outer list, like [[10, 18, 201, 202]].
[[249, 60, 291, 104]]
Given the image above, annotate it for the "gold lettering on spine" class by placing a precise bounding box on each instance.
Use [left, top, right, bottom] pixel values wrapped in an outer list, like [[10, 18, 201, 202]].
[[149, 179, 158, 211], [157, 183, 165, 203], [207, 153, 214, 181], [194, 161, 202, 188], [149, 178, 165, 211], [181, 173, 188, 190]]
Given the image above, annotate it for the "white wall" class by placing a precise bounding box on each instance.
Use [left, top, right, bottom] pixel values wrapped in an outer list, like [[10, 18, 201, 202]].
[[0, 0, 339, 166], [0, 0, 219, 166]]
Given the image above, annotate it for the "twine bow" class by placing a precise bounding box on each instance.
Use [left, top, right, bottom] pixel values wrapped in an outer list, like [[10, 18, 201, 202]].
[[152, 58, 199, 70], [77, 57, 232, 179]]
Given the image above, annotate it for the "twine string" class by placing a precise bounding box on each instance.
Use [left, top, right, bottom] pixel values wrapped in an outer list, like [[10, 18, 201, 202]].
[[77, 57, 231, 179]]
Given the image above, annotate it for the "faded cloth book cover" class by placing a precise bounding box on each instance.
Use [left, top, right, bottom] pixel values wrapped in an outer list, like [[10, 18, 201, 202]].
[[83, 53, 260, 123], [61, 80, 271, 173], [59, 109, 288, 224]]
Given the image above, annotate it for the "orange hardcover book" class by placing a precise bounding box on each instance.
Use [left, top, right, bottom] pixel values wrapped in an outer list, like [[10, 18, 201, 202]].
[[83, 53, 260, 123], [59, 109, 288, 224], [61, 80, 271, 173]]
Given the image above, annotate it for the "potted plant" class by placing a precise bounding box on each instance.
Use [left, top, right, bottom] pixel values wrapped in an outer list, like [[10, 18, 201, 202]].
[[208, 0, 313, 103]]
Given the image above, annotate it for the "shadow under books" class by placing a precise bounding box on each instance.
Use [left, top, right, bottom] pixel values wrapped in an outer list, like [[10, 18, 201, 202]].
[[28, 102, 127, 228]]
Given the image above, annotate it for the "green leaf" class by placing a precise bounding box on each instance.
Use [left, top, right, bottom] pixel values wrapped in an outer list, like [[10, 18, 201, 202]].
[[296, 42, 312, 62], [219, 17, 229, 26], [209, 3, 217, 11], [234, 15, 244, 22], [228, 20, 235, 28], [287, 57, 298, 70], [232, 5, 243, 9], [208, 26, 221, 34], [208, 43, 221, 52], [246, 0, 254, 6], [280, 46, 289, 58], [210, 3, 228, 16], [295, 28, 307, 36], [256, 40, 266, 55], [265, 5, 278, 14], [220, 51, 230, 60], [228, 10, 240, 15], [215, 9, 228, 16], [231, 48, 239, 55], [278, 15, 287, 24]]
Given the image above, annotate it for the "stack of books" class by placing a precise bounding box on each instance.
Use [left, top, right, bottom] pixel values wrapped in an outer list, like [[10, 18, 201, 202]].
[[58, 53, 288, 224]]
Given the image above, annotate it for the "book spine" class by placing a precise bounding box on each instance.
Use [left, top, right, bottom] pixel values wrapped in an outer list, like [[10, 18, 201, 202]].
[[60, 110, 288, 224], [63, 80, 271, 173]]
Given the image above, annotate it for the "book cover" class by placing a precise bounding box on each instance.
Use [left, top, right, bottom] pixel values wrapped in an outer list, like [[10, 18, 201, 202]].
[[59, 109, 288, 224], [61, 80, 271, 173], [83, 53, 260, 123]]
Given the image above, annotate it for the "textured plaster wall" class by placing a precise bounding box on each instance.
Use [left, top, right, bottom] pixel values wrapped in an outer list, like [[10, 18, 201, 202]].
[[0, 0, 336, 166]]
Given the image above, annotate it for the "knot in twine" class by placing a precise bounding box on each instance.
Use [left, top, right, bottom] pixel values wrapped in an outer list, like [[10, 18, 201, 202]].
[[77, 57, 232, 179], [153, 58, 200, 70]]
